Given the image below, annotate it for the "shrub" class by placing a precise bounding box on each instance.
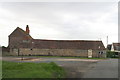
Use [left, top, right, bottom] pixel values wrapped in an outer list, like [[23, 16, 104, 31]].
[[106, 51, 116, 58]]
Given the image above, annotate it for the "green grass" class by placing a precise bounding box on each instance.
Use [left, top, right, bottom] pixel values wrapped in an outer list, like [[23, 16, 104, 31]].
[[0, 60, 2, 80], [2, 61, 66, 78]]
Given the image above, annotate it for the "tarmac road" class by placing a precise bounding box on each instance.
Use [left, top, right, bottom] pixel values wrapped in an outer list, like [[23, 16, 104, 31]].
[[1, 56, 118, 78], [83, 59, 118, 78]]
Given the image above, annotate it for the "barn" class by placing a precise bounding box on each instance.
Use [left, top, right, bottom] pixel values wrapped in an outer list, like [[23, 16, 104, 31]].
[[8, 25, 106, 58]]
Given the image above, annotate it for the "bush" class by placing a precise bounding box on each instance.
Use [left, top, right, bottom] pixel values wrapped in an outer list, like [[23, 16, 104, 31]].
[[106, 51, 117, 58]]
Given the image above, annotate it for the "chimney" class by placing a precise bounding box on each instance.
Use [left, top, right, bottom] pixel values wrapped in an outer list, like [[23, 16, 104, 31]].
[[26, 25, 30, 34]]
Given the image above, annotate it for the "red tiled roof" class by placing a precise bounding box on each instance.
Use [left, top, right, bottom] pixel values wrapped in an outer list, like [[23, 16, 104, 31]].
[[22, 39, 105, 50]]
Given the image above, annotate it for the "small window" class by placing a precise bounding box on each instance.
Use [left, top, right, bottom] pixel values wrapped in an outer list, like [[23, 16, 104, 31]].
[[23, 40, 30, 43], [101, 52, 103, 54]]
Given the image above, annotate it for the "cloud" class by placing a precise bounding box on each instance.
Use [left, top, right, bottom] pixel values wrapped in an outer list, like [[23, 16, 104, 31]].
[[0, 2, 118, 47]]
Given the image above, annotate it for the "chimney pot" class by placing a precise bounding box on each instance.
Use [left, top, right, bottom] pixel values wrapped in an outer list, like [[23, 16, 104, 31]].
[[26, 25, 30, 34]]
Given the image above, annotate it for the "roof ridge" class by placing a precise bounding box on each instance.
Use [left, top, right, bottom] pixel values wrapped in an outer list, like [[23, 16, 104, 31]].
[[9, 27, 33, 39], [33, 39, 101, 42]]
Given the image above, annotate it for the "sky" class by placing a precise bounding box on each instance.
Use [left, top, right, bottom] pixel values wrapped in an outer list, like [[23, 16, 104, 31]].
[[0, 1, 118, 47]]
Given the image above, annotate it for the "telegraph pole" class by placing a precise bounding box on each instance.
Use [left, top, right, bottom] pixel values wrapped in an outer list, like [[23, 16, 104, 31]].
[[107, 36, 108, 47]]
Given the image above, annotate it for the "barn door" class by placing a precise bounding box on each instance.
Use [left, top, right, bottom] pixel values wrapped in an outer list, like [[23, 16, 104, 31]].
[[88, 49, 92, 58]]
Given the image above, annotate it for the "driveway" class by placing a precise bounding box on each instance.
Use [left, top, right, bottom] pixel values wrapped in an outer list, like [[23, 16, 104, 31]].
[[1, 56, 118, 78]]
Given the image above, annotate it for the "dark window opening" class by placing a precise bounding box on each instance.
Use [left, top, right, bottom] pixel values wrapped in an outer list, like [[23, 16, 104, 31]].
[[29, 54, 31, 56]]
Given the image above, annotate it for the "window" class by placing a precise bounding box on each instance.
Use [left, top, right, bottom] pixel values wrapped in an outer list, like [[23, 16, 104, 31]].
[[23, 40, 30, 43], [101, 52, 103, 54], [99, 51, 103, 54], [99, 51, 101, 54]]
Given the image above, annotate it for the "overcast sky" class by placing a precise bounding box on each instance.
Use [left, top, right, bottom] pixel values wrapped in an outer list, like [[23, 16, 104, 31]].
[[0, 1, 118, 47]]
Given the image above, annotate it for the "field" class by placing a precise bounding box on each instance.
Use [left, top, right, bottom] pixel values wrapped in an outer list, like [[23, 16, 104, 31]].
[[2, 61, 66, 78]]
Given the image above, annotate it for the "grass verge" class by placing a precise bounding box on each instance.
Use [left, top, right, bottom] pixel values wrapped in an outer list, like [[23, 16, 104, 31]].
[[2, 61, 66, 78]]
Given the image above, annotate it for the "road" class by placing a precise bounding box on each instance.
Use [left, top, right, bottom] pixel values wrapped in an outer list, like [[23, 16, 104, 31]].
[[83, 59, 118, 78], [1, 56, 118, 78]]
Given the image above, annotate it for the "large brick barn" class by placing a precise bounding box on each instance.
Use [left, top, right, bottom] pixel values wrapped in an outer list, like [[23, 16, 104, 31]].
[[8, 25, 106, 58]]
